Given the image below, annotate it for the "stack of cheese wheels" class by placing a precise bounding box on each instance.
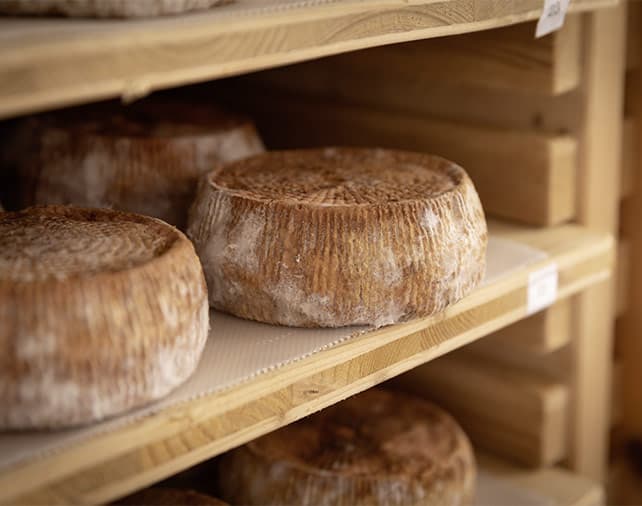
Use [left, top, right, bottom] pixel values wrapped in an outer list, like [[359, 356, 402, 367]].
[[0, 0, 232, 17], [188, 148, 487, 327], [118, 488, 228, 505], [15, 101, 264, 229], [0, 206, 209, 429], [219, 388, 476, 506]]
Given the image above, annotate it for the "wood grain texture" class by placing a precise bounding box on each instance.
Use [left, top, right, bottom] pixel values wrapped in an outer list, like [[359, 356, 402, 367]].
[[394, 353, 569, 466], [251, 15, 581, 97], [0, 0, 616, 120], [626, 0, 641, 70], [571, 2, 627, 480], [620, 116, 637, 199], [611, 359, 623, 426], [0, 222, 613, 505], [465, 299, 571, 355], [616, 239, 630, 318], [620, 63, 642, 436], [478, 454, 604, 506], [235, 93, 576, 226]]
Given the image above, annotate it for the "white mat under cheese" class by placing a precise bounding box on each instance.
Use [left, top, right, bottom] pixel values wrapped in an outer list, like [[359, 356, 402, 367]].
[[0, 236, 546, 471]]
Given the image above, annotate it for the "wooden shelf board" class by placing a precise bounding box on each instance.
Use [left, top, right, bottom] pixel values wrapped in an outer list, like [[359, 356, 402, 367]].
[[0, 0, 617, 120], [477, 453, 604, 506], [0, 222, 613, 505]]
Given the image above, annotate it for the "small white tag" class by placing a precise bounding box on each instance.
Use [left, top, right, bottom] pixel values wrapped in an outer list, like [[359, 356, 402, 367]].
[[535, 0, 570, 38], [527, 263, 558, 315]]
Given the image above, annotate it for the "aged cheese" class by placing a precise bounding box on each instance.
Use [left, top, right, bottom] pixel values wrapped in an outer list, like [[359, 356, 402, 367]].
[[118, 488, 228, 505], [17, 102, 264, 229], [0, 0, 232, 17], [188, 148, 487, 327], [0, 205, 209, 429], [219, 388, 476, 506]]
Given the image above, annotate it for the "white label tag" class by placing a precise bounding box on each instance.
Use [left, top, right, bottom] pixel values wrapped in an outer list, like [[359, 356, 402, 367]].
[[527, 263, 558, 315], [535, 0, 570, 38]]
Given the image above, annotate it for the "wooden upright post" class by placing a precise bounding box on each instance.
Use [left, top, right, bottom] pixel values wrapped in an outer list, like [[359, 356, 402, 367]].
[[570, 3, 627, 480]]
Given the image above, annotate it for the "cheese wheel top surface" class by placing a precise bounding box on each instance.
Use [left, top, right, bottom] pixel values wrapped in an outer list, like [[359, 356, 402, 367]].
[[0, 205, 209, 429], [210, 148, 461, 206], [0, 207, 176, 282]]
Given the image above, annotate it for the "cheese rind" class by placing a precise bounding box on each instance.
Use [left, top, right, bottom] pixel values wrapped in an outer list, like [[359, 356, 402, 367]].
[[15, 102, 264, 229], [219, 388, 476, 506], [0, 0, 232, 17], [0, 206, 209, 429], [188, 148, 487, 327]]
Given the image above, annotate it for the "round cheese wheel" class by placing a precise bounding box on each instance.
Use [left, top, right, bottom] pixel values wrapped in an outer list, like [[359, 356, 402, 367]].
[[0, 206, 209, 429], [187, 148, 487, 327], [118, 488, 228, 505], [0, 0, 231, 17], [16, 102, 264, 229], [219, 388, 476, 506]]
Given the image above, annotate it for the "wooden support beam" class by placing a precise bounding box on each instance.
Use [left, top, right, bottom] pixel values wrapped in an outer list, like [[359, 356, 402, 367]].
[[394, 353, 569, 466], [620, 64, 642, 437], [251, 16, 581, 96], [571, 3, 627, 480], [620, 117, 637, 200], [616, 240, 630, 319], [470, 299, 572, 356], [240, 94, 577, 226], [626, 0, 641, 71]]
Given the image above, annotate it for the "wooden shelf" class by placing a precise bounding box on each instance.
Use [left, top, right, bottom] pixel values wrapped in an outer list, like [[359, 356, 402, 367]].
[[0, 221, 613, 505], [0, 0, 616, 121], [477, 453, 604, 506]]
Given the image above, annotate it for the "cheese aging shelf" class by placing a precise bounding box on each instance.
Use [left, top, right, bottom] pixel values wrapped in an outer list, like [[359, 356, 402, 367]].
[[0, 0, 628, 503], [0, 0, 616, 121], [0, 221, 613, 505]]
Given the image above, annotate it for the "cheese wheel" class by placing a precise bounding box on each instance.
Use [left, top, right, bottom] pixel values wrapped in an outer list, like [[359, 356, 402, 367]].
[[187, 148, 487, 327], [118, 488, 228, 505], [219, 388, 476, 506], [0, 206, 209, 429], [0, 0, 232, 18], [17, 102, 264, 229]]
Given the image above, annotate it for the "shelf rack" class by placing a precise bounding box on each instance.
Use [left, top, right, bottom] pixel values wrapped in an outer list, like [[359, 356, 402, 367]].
[[0, 0, 629, 503], [0, 222, 613, 505], [0, 0, 616, 120]]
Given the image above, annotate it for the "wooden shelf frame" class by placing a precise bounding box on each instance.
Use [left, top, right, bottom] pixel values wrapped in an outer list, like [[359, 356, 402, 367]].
[[0, 222, 613, 505], [0, 0, 616, 120]]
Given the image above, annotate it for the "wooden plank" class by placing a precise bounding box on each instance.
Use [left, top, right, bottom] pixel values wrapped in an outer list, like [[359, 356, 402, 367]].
[[252, 15, 581, 96], [620, 61, 642, 437], [626, 0, 641, 71], [478, 454, 604, 506], [616, 239, 630, 318], [0, 0, 615, 120], [571, 3, 627, 480], [393, 353, 569, 466], [612, 359, 623, 426], [237, 94, 576, 226], [0, 222, 613, 505], [621, 117, 638, 199], [470, 299, 571, 355]]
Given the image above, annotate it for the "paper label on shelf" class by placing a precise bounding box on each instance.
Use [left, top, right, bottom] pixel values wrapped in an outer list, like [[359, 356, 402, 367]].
[[527, 263, 559, 315], [535, 0, 570, 38]]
